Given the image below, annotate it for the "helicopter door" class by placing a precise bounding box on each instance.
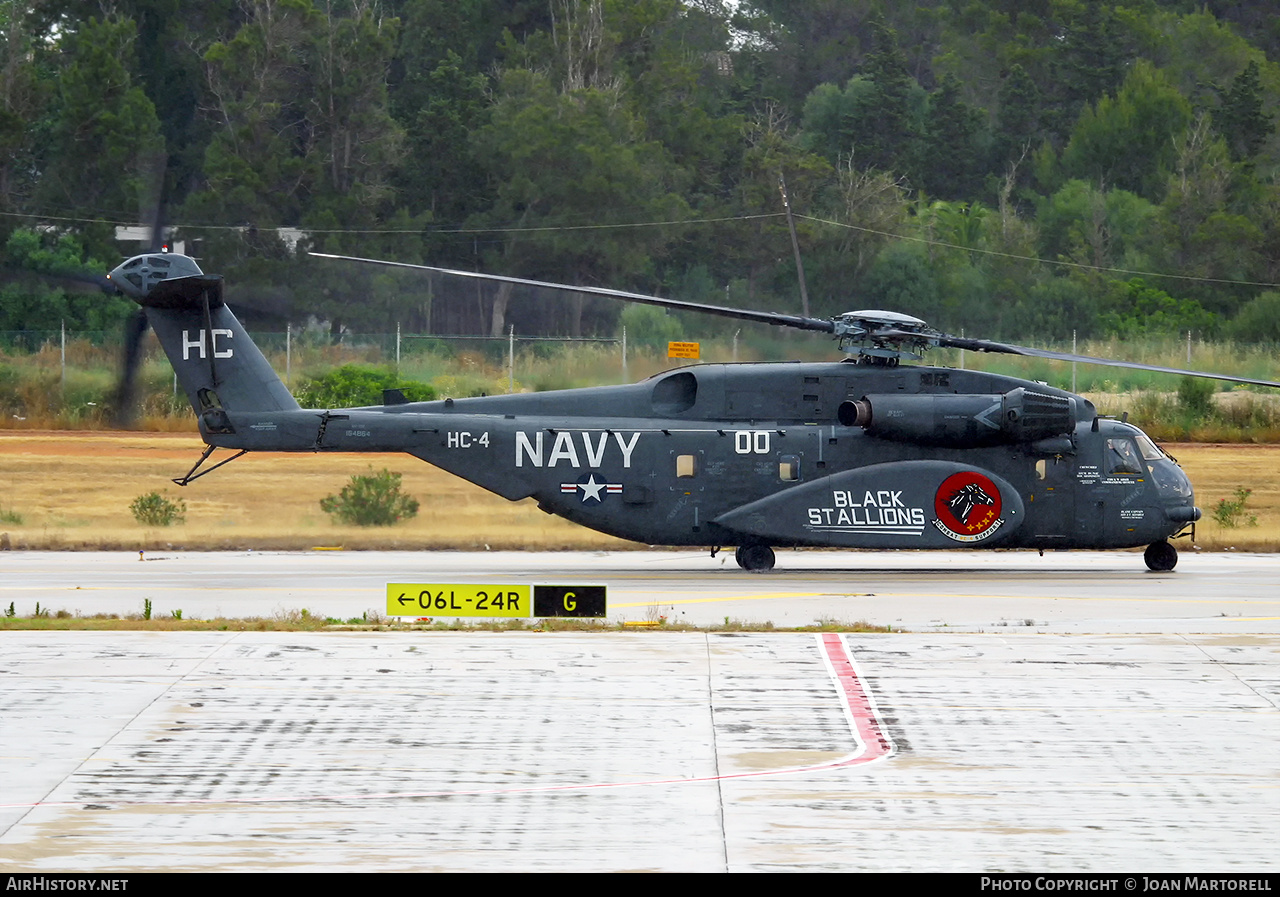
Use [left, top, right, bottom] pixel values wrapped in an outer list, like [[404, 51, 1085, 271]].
[[1031, 454, 1075, 542], [1077, 435, 1149, 544], [1098, 436, 1150, 544], [667, 444, 706, 536]]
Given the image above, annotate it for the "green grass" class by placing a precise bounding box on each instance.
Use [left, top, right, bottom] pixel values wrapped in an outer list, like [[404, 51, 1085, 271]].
[[0, 609, 893, 633], [4, 330, 1280, 439]]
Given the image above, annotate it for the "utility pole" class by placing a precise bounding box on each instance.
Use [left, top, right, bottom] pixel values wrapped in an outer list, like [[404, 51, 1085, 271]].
[[778, 171, 811, 317]]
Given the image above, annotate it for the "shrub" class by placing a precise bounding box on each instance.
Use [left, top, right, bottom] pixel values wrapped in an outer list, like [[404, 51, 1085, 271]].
[[620, 303, 683, 351], [1176, 375, 1215, 419], [296, 365, 436, 408], [1212, 487, 1258, 528], [130, 491, 187, 526], [320, 467, 419, 526]]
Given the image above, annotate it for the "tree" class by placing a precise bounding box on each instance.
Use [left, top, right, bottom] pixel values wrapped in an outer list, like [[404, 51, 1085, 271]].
[[1037, 180, 1158, 272], [392, 47, 488, 223], [35, 16, 164, 241], [804, 159, 908, 302], [186, 0, 321, 228], [181, 0, 420, 337], [471, 68, 689, 335], [306, 3, 403, 212], [856, 14, 924, 181], [1045, 3, 1129, 143], [0, 2, 48, 216], [860, 242, 939, 322], [1215, 60, 1273, 162], [720, 104, 829, 312], [0, 228, 132, 332], [1229, 291, 1280, 343], [1060, 61, 1192, 203], [994, 64, 1041, 170], [919, 73, 990, 200], [1098, 279, 1217, 339], [1158, 114, 1263, 311]]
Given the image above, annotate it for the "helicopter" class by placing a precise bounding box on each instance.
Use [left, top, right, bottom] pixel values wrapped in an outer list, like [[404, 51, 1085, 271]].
[[102, 249, 1280, 572]]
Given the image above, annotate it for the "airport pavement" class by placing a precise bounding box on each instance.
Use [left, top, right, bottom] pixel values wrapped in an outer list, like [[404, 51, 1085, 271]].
[[1, 551, 1278, 872], [0, 548, 1278, 632]]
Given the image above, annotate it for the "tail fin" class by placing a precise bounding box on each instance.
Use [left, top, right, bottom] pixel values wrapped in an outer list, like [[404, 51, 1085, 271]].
[[111, 253, 300, 427]]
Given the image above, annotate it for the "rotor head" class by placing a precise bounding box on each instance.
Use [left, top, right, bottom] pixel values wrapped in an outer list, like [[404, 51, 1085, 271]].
[[833, 310, 937, 362]]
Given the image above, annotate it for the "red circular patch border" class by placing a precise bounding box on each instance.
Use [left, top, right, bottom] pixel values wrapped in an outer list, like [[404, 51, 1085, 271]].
[[933, 471, 1004, 542]]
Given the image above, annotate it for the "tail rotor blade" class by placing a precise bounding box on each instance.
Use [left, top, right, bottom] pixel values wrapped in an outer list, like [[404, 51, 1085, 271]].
[[112, 309, 149, 428]]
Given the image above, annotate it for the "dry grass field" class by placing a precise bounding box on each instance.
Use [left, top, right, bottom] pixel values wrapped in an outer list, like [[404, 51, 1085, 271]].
[[0, 431, 1275, 552], [0, 431, 630, 551]]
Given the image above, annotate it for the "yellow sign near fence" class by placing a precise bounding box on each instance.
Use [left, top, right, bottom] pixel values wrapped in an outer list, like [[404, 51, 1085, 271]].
[[667, 341, 700, 359]]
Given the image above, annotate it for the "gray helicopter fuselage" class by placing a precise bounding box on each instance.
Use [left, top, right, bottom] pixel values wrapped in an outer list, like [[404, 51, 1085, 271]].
[[202, 361, 1197, 552], [117, 251, 1203, 565]]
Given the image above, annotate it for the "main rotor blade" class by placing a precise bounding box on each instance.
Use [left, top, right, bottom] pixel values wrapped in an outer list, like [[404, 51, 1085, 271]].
[[309, 252, 838, 334], [0, 264, 115, 294], [918, 332, 1280, 389]]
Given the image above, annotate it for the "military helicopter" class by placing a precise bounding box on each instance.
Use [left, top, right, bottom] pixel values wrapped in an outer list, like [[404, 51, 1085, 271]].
[[105, 249, 1280, 572]]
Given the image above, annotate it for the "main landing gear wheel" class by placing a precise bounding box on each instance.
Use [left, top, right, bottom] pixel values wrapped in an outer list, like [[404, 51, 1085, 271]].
[[1144, 540, 1178, 572], [735, 544, 775, 572]]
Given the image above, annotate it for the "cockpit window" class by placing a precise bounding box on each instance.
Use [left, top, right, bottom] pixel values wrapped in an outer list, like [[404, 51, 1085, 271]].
[[1105, 438, 1144, 475], [1134, 432, 1165, 461]]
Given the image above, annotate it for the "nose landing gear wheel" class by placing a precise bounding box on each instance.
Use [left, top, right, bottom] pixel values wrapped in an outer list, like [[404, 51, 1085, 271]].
[[735, 544, 776, 572], [1144, 540, 1178, 571]]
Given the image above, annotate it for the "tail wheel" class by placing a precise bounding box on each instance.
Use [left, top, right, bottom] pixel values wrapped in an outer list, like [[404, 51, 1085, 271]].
[[735, 544, 775, 572], [1144, 541, 1178, 572]]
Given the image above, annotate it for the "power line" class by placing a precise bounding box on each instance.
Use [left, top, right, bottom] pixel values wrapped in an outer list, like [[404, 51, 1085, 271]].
[[6, 205, 1279, 291], [0, 208, 786, 235]]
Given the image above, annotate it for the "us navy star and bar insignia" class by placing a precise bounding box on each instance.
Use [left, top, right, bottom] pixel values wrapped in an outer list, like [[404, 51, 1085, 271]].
[[561, 472, 624, 502], [387, 583, 607, 618]]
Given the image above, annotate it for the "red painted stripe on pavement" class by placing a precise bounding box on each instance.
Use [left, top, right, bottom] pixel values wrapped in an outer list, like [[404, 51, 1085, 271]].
[[1, 635, 893, 809]]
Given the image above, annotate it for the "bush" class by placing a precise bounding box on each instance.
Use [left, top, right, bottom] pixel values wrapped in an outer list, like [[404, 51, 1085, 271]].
[[296, 365, 436, 408], [320, 467, 419, 526], [1176, 376, 1215, 419], [1212, 487, 1258, 528], [620, 303, 683, 351], [130, 491, 186, 527]]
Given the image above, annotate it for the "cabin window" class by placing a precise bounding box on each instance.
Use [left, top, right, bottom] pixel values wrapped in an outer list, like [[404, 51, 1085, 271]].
[[1035, 459, 1047, 480], [676, 454, 697, 478], [779, 455, 800, 481]]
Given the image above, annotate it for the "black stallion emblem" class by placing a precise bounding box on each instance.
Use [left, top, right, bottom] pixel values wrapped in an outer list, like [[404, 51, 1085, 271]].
[[946, 482, 995, 524]]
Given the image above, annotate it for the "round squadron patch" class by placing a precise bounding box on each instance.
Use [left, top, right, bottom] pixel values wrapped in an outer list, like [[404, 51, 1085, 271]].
[[933, 471, 1004, 543]]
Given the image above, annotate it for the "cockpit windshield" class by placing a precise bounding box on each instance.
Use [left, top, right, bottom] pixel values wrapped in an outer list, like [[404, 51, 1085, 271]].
[[1134, 431, 1165, 461]]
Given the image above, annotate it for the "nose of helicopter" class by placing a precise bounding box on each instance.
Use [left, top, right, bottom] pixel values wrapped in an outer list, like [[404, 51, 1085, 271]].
[[1153, 460, 1200, 524]]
